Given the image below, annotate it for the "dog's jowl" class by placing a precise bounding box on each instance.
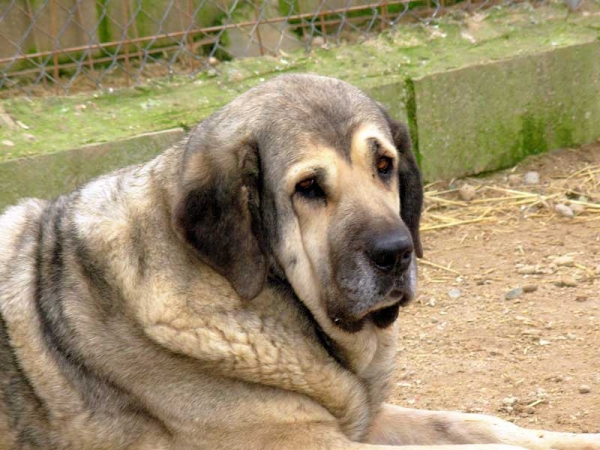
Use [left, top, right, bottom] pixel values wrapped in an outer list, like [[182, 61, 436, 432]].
[[0, 74, 598, 450]]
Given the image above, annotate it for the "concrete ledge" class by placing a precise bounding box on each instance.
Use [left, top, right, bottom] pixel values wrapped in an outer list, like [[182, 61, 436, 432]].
[[0, 128, 184, 209], [412, 41, 600, 180]]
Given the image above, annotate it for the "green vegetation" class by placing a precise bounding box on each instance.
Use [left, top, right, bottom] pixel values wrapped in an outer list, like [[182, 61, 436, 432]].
[[0, 1, 598, 165], [404, 77, 420, 166], [520, 113, 550, 156], [96, 0, 111, 44]]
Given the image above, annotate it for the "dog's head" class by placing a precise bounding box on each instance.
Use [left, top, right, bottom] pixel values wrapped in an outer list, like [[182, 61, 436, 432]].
[[173, 74, 423, 333]]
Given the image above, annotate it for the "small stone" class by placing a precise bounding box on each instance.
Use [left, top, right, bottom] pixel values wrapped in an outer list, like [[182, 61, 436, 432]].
[[502, 396, 518, 406], [228, 70, 244, 82], [575, 296, 588, 303], [570, 203, 585, 215], [554, 204, 574, 218], [554, 256, 574, 267], [517, 265, 537, 275], [431, 317, 439, 324], [595, 265, 600, 275], [579, 385, 591, 394], [521, 329, 542, 337], [427, 298, 436, 307], [505, 287, 524, 300], [554, 278, 578, 288], [508, 174, 521, 186], [208, 56, 219, 66], [24, 133, 36, 141], [524, 171, 540, 185], [16, 120, 30, 130], [1, 139, 14, 147], [311, 36, 325, 47], [458, 183, 476, 201], [447, 288, 461, 299], [0, 108, 17, 129], [523, 284, 538, 293]]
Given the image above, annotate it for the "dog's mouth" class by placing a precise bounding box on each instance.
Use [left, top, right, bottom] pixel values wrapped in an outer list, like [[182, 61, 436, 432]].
[[330, 289, 412, 333], [369, 300, 402, 328]]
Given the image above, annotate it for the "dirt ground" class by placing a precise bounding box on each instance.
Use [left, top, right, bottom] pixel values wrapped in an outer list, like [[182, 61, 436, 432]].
[[391, 141, 600, 434]]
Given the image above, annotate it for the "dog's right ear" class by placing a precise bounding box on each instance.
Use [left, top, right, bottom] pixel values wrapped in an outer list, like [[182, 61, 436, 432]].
[[172, 133, 267, 301], [378, 108, 424, 258]]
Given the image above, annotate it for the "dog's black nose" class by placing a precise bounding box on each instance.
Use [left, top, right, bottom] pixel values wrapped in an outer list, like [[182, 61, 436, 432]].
[[369, 230, 413, 273]]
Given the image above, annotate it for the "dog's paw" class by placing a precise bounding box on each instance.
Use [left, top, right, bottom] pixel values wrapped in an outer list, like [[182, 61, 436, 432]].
[[541, 432, 600, 450]]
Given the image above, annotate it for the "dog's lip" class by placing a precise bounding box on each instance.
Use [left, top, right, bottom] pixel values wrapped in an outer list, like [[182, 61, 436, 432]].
[[389, 289, 404, 299], [356, 294, 404, 320], [369, 299, 402, 317], [330, 295, 406, 332], [331, 298, 401, 327], [328, 285, 412, 332]]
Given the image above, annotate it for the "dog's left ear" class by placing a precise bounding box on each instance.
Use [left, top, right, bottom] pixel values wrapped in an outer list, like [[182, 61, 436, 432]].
[[381, 111, 424, 258], [173, 134, 267, 300]]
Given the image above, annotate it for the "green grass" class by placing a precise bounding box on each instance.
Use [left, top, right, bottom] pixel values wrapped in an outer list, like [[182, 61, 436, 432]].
[[0, 1, 597, 163]]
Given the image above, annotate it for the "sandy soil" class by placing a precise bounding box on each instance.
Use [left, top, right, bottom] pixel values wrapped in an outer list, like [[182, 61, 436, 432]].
[[391, 140, 600, 434]]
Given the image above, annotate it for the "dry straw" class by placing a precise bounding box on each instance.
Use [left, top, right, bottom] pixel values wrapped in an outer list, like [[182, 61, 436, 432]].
[[421, 164, 600, 233], [418, 163, 599, 276]]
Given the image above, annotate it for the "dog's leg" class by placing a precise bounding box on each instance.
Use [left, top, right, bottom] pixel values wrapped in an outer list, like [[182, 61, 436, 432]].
[[229, 422, 530, 450], [366, 403, 600, 449]]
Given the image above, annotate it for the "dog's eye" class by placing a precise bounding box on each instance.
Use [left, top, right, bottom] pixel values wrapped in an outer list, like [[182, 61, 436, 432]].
[[376, 157, 393, 175], [295, 178, 325, 199]]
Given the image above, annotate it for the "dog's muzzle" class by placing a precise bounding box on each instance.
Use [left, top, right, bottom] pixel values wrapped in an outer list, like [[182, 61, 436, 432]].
[[330, 224, 417, 332]]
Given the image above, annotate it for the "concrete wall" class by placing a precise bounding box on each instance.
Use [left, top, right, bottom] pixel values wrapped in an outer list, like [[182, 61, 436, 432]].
[[412, 41, 600, 180], [0, 128, 183, 207]]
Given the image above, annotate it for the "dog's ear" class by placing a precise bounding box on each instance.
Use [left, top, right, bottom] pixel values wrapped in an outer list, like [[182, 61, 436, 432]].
[[381, 111, 424, 258], [173, 135, 267, 300]]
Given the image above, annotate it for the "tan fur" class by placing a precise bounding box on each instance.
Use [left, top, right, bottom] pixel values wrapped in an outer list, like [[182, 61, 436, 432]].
[[0, 74, 598, 450]]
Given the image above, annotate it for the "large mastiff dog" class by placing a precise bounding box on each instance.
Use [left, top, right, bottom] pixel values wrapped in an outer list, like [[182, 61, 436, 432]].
[[0, 74, 598, 449]]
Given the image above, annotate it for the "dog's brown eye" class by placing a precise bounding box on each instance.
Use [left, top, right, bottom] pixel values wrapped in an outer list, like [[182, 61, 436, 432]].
[[295, 177, 325, 200], [298, 179, 314, 190], [377, 157, 392, 175]]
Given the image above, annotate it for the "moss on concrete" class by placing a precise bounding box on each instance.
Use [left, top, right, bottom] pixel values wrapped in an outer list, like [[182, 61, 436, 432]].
[[414, 41, 600, 180], [403, 77, 421, 167]]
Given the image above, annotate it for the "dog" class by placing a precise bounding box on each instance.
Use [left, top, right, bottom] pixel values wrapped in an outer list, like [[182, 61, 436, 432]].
[[0, 74, 598, 450]]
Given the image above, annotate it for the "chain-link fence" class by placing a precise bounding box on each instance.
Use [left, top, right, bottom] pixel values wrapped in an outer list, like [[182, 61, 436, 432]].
[[1, 0, 505, 96]]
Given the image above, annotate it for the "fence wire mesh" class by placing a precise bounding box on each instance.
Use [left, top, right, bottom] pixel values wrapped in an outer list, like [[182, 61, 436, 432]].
[[1, 0, 507, 96]]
